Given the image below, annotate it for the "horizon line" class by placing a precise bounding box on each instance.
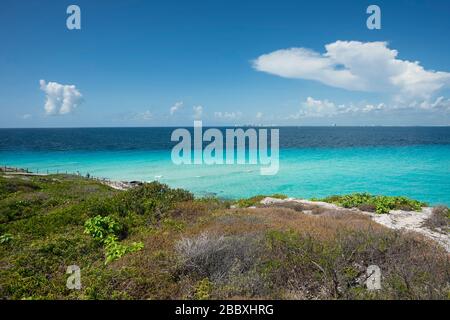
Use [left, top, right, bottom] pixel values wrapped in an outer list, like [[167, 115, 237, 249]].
[[1, 125, 450, 130]]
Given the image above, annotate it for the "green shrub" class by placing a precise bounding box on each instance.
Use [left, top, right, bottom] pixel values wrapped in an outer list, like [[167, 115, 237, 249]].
[[84, 215, 122, 243], [100, 182, 194, 220], [104, 236, 144, 264], [194, 278, 212, 300], [0, 233, 13, 244], [84, 215, 143, 264], [318, 193, 425, 214], [0, 178, 40, 198]]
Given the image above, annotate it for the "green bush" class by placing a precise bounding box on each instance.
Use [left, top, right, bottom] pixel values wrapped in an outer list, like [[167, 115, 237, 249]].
[[84, 215, 122, 243], [194, 278, 213, 300], [92, 182, 194, 220], [84, 215, 143, 264], [0, 233, 13, 244], [318, 193, 425, 214], [104, 236, 144, 264]]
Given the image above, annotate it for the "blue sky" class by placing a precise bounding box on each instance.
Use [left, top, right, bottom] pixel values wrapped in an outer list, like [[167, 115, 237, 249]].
[[1, 0, 450, 127]]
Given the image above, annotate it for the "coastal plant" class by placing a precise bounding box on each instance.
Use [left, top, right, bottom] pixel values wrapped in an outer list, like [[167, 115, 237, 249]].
[[175, 232, 264, 286], [84, 215, 143, 264], [194, 278, 213, 300], [0, 233, 13, 244], [104, 236, 144, 264], [109, 182, 194, 219], [84, 215, 122, 243], [262, 228, 449, 299], [318, 193, 426, 214], [168, 198, 228, 220], [0, 177, 40, 199], [423, 206, 450, 233], [235, 194, 287, 208], [175, 232, 271, 298]]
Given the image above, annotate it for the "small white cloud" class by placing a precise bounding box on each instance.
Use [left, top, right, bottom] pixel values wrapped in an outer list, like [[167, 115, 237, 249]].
[[253, 41, 450, 100], [417, 96, 450, 111], [39, 80, 83, 115], [256, 112, 263, 120], [121, 110, 153, 121], [289, 97, 388, 119], [193, 105, 203, 119], [214, 111, 242, 120], [291, 97, 338, 118], [170, 101, 183, 115], [22, 114, 32, 120], [132, 110, 152, 121], [361, 103, 386, 113]]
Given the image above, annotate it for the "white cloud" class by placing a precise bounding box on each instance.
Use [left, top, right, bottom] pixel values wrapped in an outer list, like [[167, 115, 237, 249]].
[[133, 110, 152, 121], [289, 97, 388, 119], [120, 110, 153, 122], [214, 111, 242, 120], [256, 112, 263, 120], [416, 96, 450, 111], [360, 103, 386, 113], [289, 97, 338, 118], [303, 97, 337, 115], [39, 80, 83, 115], [21, 114, 32, 120], [193, 105, 203, 119], [170, 101, 183, 115], [253, 41, 450, 99]]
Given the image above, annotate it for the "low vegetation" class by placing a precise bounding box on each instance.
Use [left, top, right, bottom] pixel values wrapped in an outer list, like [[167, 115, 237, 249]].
[[424, 206, 450, 234], [316, 193, 426, 214], [235, 194, 287, 208], [84, 215, 144, 264], [0, 173, 448, 300]]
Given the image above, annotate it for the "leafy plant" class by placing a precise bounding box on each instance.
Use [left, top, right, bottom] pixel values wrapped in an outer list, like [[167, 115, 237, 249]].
[[0, 233, 13, 244], [84, 215, 143, 264], [104, 236, 144, 264], [318, 193, 425, 214], [194, 278, 212, 300], [84, 215, 122, 243]]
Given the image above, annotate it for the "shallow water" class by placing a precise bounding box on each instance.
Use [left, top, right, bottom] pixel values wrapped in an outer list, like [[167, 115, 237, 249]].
[[1, 127, 449, 204]]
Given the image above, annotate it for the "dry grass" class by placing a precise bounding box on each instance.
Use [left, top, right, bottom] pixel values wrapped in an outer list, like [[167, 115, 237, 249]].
[[209, 207, 384, 241], [168, 206, 449, 299], [423, 206, 449, 233]]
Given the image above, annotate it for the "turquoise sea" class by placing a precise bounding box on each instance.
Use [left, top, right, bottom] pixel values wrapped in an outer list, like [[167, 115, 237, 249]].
[[1, 127, 449, 205]]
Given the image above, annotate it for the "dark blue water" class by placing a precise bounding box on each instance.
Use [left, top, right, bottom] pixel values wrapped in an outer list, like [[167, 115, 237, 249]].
[[1, 127, 449, 151]]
